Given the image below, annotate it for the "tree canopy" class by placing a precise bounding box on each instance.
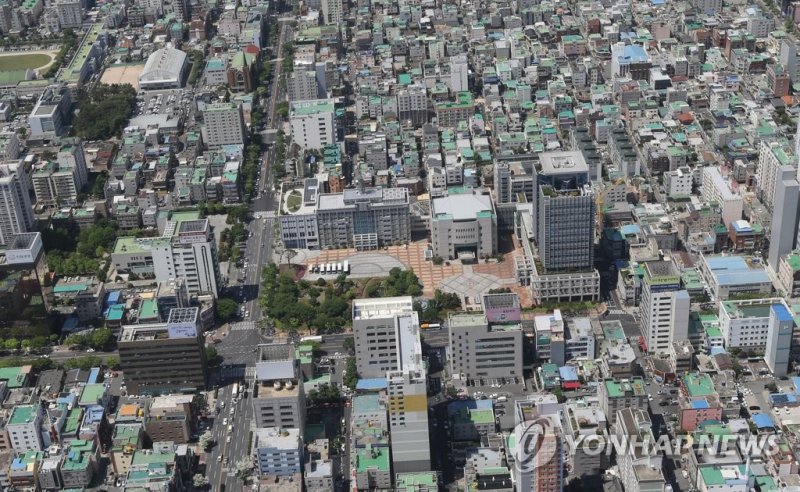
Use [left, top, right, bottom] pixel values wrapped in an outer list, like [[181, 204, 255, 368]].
[[73, 84, 137, 140]]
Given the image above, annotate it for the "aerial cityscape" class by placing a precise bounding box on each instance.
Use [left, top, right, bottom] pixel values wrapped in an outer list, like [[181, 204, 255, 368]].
[[2, 0, 800, 490]]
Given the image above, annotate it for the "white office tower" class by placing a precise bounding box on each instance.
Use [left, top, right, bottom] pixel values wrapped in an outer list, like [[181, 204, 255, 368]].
[[352, 296, 415, 378], [57, 138, 88, 190], [152, 219, 221, 297], [0, 163, 34, 246], [320, 0, 342, 25], [757, 140, 794, 211], [386, 314, 430, 473], [450, 55, 469, 92], [287, 70, 320, 102], [639, 260, 690, 354], [203, 102, 246, 149]]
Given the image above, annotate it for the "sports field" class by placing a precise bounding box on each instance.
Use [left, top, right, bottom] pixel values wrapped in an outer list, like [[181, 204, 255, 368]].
[[0, 52, 54, 71]]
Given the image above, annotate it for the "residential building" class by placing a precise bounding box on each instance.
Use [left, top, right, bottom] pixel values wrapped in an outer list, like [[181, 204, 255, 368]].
[[679, 373, 722, 431], [598, 378, 648, 425], [768, 167, 800, 268], [639, 260, 690, 354], [7, 405, 44, 452], [616, 408, 666, 492], [701, 167, 743, 227], [144, 394, 194, 444], [55, 0, 82, 29], [289, 98, 336, 150], [562, 402, 607, 477], [203, 103, 246, 149], [430, 192, 497, 261], [252, 344, 306, 430], [320, 0, 342, 25], [513, 394, 564, 492], [117, 307, 207, 395], [757, 140, 794, 211], [252, 427, 302, 477], [0, 163, 34, 246], [397, 84, 428, 127]]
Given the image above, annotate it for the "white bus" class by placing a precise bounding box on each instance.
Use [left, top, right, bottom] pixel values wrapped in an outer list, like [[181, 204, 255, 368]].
[[343, 260, 350, 274], [300, 335, 324, 343], [336, 262, 343, 273]]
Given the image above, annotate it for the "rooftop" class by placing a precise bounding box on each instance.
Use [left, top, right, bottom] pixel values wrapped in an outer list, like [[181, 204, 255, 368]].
[[432, 193, 495, 221]]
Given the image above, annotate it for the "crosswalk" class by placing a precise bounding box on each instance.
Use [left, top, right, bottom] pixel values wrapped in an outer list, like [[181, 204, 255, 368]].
[[607, 309, 627, 315], [230, 321, 257, 331], [245, 367, 256, 379]]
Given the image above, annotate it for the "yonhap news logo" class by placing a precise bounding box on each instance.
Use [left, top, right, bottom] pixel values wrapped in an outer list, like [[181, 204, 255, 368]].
[[514, 417, 558, 474]]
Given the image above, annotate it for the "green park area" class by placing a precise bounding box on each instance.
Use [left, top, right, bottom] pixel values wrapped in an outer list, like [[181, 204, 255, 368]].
[[286, 190, 302, 212], [0, 53, 52, 71]]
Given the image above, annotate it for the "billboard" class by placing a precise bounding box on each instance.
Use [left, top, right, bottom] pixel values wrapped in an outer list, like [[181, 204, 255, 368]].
[[167, 322, 198, 338], [485, 306, 521, 324]]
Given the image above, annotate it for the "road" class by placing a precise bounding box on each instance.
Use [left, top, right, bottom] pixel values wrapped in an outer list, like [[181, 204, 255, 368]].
[[205, 12, 294, 489], [206, 382, 255, 491]]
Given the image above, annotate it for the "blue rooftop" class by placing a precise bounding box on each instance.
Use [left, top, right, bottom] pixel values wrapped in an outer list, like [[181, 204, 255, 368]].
[[87, 368, 100, 384], [447, 399, 493, 416], [620, 224, 641, 236], [356, 378, 387, 391], [769, 393, 798, 405], [705, 256, 770, 286], [710, 347, 726, 356], [792, 376, 800, 394], [620, 45, 649, 62], [559, 366, 579, 381], [752, 413, 775, 429], [773, 303, 794, 322], [691, 400, 710, 409]]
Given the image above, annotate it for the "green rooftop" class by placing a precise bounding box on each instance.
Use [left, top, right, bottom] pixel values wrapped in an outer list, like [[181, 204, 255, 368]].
[[0, 366, 27, 388], [140, 299, 157, 320], [684, 372, 715, 397], [396, 472, 438, 490], [79, 384, 105, 406], [9, 405, 37, 425], [291, 99, 334, 116], [604, 378, 646, 398], [356, 445, 390, 473]]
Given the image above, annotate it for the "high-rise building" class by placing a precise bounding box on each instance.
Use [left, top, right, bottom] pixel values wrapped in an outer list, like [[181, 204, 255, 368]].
[[55, 0, 82, 29], [386, 314, 430, 473], [117, 307, 207, 395], [780, 39, 800, 83], [287, 70, 320, 102], [289, 99, 336, 150], [352, 296, 416, 379], [718, 297, 794, 350], [533, 151, 595, 273], [448, 312, 523, 381], [757, 140, 793, 211], [513, 394, 564, 492], [701, 166, 743, 227], [252, 344, 306, 430], [0, 163, 34, 246], [766, 303, 794, 377], [450, 55, 469, 93], [616, 408, 666, 492], [639, 260, 690, 354], [769, 166, 800, 268], [320, 0, 342, 25], [396, 84, 428, 127], [203, 103, 246, 149], [57, 138, 88, 189]]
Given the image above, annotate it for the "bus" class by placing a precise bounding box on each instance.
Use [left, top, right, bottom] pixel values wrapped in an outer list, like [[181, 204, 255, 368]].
[[232, 383, 239, 396], [343, 260, 350, 274], [300, 335, 324, 343], [421, 323, 441, 330], [336, 262, 343, 273]]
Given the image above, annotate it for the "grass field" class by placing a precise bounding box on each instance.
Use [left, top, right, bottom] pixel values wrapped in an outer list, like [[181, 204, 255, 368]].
[[0, 53, 53, 71], [287, 190, 302, 212]]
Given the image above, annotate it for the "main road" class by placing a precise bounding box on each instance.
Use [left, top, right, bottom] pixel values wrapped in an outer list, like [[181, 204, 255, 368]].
[[206, 382, 255, 491]]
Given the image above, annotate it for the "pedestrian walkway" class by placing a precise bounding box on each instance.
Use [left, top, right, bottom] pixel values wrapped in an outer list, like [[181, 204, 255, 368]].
[[230, 321, 257, 332]]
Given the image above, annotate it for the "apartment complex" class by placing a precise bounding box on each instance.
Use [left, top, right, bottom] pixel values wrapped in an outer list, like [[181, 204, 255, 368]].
[[598, 378, 648, 425], [117, 307, 207, 395], [0, 163, 34, 246], [252, 427, 303, 477], [203, 102, 246, 149], [513, 394, 564, 492]]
